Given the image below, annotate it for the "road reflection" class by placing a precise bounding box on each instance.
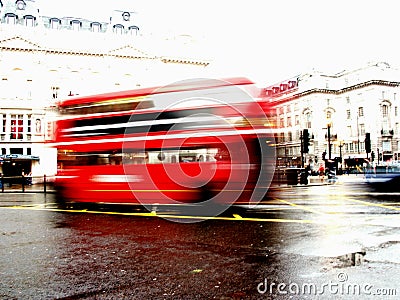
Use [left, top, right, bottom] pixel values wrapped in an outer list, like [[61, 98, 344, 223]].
[[1, 180, 400, 298], [44, 208, 288, 299]]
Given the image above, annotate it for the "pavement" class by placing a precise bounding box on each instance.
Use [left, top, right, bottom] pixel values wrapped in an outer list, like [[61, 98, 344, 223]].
[[0, 182, 55, 193], [0, 174, 368, 193], [272, 173, 366, 188]]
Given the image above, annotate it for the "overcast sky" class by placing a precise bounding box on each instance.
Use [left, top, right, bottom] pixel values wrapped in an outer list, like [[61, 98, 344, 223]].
[[38, 0, 400, 86]]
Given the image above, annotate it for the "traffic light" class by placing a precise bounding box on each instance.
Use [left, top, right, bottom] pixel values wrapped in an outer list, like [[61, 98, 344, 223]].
[[365, 133, 371, 153], [303, 129, 310, 153], [322, 151, 326, 160], [371, 151, 375, 162]]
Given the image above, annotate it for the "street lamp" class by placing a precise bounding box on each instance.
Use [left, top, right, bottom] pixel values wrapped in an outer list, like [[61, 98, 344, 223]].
[[322, 109, 334, 160], [338, 140, 344, 173], [339, 141, 343, 162], [327, 122, 332, 160], [356, 111, 360, 154]]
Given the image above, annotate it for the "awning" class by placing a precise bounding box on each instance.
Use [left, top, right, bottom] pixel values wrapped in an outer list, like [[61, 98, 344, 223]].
[[0, 154, 40, 161]]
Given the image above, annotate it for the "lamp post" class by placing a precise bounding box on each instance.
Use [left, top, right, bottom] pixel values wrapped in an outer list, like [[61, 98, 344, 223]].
[[356, 112, 360, 154], [327, 123, 332, 160], [339, 140, 344, 173]]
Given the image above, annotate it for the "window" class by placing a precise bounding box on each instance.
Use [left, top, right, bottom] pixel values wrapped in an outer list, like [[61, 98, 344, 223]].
[[27, 115, 32, 134], [360, 142, 365, 152], [51, 86, 59, 99], [358, 107, 364, 117], [279, 117, 284, 128], [10, 148, 23, 155], [347, 125, 352, 137], [0, 114, 4, 133], [10, 115, 24, 140], [113, 24, 124, 34], [50, 18, 61, 29], [287, 116, 292, 127], [91, 22, 102, 32], [71, 20, 81, 31], [60, 148, 220, 167], [359, 124, 365, 136], [24, 15, 35, 27], [128, 25, 139, 35], [16, 0, 26, 10], [305, 112, 312, 129], [5, 13, 17, 25], [122, 12, 130, 21], [382, 104, 389, 118], [1, 115, 5, 141]]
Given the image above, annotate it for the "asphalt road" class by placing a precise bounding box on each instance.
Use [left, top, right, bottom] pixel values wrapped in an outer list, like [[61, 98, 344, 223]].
[[1, 177, 400, 299]]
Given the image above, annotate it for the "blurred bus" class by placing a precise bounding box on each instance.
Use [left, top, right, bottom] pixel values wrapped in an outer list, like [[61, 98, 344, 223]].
[[53, 78, 276, 207]]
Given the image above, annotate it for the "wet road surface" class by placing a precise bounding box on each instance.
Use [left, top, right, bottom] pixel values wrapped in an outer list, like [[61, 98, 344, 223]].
[[1, 177, 400, 299]]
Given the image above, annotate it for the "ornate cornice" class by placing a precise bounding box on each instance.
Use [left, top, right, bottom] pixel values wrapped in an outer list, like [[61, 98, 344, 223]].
[[269, 80, 400, 106], [0, 35, 209, 65], [160, 57, 210, 66]]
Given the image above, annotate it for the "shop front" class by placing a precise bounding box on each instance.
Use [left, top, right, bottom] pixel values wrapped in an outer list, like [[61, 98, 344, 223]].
[[0, 154, 40, 184]]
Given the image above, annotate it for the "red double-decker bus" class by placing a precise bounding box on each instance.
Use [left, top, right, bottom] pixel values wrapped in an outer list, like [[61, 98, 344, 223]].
[[53, 78, 276, 211]]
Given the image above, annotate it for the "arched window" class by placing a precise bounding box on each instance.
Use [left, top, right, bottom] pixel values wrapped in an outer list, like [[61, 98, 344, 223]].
[[122, 12, 130, 21], [382, 104, 389, 118], [90, 22, 101, 32], [50, 18, 61, 29], [5, 13, 17, 24], [16, 0, 26, 10], [24, 15, 35, 27], [70, 20, 82, 31], [303, 110, 312, 129], [128, 25, 139, 36], [113, 24, 124, 34]]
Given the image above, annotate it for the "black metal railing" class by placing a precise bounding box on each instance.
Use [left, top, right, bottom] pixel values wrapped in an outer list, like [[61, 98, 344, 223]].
[[0, 174, 55, 193]]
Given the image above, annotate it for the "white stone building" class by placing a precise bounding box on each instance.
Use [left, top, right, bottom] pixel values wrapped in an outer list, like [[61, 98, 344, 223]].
[[0, 0, 211, 180], [263, 62, 400, 171]]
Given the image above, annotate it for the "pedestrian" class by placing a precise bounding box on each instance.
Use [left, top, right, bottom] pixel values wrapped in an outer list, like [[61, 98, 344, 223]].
[[318, 164, 324, 181]]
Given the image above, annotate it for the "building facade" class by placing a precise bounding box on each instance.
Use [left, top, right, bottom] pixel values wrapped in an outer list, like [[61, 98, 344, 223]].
[[0, 0, 211, 180], [263, 62, 400, 172]]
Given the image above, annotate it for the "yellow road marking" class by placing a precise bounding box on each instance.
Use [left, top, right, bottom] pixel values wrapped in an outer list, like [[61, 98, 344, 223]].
[[275, 198, 326, 215], [342, 198, 400, 211], [3, 195, 399, 224], [0, 205, 316, 224]]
